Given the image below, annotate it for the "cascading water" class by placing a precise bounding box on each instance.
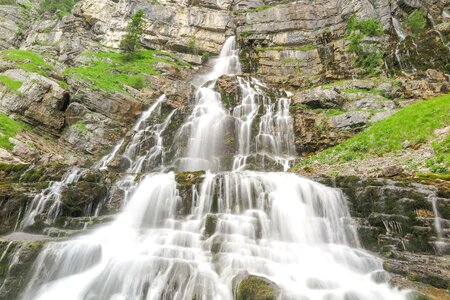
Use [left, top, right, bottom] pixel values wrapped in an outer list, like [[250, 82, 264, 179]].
[[20, 36, 408, 300]]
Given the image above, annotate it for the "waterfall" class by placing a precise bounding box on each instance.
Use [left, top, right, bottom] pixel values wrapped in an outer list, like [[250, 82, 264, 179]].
[[20, 36, 408, 300]]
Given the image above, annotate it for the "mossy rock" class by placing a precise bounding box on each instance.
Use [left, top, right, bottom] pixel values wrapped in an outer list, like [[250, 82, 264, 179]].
[[175, 171, 205, 186], [235, 275, 279, 300], [204, 214, 217, 238]]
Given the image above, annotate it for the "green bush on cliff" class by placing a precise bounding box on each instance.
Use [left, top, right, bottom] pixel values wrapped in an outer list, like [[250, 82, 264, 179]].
[[405, 10, 427, 35], [120, 10, 145, 60], [345, 15, 384, 75], [0, 113, 27, 150], [296, 94, 450, 173]]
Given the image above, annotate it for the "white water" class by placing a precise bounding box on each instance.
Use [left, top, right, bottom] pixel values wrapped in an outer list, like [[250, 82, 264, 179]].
[[20, 167, 83, 229], [21, 37, 407, 300]]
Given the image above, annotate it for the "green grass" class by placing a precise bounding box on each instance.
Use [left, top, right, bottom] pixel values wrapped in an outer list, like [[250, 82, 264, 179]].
[[295, 94, 450, 172], [75, 120, 87, 132], [0, 0, 16, 5], [0, 50, 54, 77], [0, 75, 22, 94], [0, 114, 27, 150], [38, 0, 75, 19], [64, 50, 189, 94]]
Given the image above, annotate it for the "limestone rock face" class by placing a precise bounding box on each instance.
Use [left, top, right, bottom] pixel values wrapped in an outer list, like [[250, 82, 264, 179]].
[[0, 69, 67, 131]]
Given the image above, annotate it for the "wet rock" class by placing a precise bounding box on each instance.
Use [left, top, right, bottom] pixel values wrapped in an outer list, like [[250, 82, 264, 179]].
[[0, 239, 48, 300], [234, 274, 279, 300]]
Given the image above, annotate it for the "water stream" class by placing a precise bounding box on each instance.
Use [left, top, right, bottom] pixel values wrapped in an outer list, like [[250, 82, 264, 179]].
[[19, 36, 408, 300]]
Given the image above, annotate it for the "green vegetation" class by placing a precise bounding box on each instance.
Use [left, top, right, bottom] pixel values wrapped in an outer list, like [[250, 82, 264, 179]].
[[295, 94, 450, 174], [0, 75, 22, 94], [187, 36, 198, 55], [64, 50, 188, 94], [0, 50, 54, 77], [75, 120, 87, 132], [249, 5, 272, 12], [255, 44, 316, 52], [237, 276, 276, 300], [120, 10, 144, 60], [38, 0, 76, 19], [345, 15, 384, 75], [405, 10, 427, 35], [0, 113, 27, 150], [0, 0, 16, 5]]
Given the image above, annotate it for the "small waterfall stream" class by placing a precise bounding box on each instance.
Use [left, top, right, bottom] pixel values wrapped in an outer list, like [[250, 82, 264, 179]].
[[18, 37, 409, 300]]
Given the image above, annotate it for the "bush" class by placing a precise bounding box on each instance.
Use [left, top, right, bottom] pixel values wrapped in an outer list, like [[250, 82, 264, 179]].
[[405, 10, 426, 35], [345, 15, 384, 75], [120, 10, 145, 60], [38, 0, 75, 19]]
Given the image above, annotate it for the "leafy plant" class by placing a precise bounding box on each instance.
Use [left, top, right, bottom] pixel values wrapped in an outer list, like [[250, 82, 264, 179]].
[[345, 15, 384, 75], [405, 10, 426, 35], [120, 10, 145, 60]]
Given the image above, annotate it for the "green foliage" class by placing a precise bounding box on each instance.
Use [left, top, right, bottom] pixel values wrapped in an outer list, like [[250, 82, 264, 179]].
[[187, 36, 198, 54], [38, 0, 75, 19], [0, 113, 27, 150], [346, 15, 383, 36], [405, 10, 427, 35], [296, 94, 450, 173], [249, 5, 272, 12], [75, 120, 87, 132], [345, 15, 384, 75], [425, 136, 449, 174], [120, 10, 144, 59], [0, 75, 22, 94], [64, 50, 187, 94], [0, 50, 54, 77], [0, 0, 16, 5]]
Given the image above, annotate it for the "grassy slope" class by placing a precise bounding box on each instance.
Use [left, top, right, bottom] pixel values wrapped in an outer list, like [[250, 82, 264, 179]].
[[64, 50, 190, 94], [0, 114, 27, 150], [0, 75, 22, 93], [294, 94, 450, 174]]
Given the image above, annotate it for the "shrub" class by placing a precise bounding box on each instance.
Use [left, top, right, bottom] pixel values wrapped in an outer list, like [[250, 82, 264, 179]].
[[120, 10, 145, 60], [405, 10, 426, 35], [345, 15, 384, 75]]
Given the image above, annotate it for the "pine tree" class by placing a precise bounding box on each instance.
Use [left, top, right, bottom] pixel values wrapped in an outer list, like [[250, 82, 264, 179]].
[[120, 10, 145, 60]]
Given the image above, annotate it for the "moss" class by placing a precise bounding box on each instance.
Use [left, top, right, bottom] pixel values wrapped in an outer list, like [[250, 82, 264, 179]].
[[75, 120, 87, 132], [175, 171, 205, 186], [237, 276, 277, 300], [204, 214, 217, 237]]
